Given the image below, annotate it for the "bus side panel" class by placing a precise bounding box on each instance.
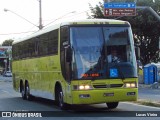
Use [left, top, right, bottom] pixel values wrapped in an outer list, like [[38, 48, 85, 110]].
[[12, 55, 63, 100], [12, 61, 21, 92]]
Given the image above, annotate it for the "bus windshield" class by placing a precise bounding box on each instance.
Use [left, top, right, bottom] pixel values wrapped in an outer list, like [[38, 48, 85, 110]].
[[70, 26, 137, 80]]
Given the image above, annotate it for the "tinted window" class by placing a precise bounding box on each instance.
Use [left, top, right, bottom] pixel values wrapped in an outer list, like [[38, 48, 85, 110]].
[[12, 29, 58, 60]]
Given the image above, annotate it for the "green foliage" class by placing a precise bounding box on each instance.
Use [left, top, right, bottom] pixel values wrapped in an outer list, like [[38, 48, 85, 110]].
[[88, 2, 105, 19], [88, 0, 160, 65], [2, 39, 14, 46]]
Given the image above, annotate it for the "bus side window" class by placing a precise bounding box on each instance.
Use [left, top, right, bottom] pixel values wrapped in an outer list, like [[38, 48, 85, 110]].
[[60, 26, 71, 82], [34, 37, 39, 56], [48, 30, 58, 55], [126, 45, 132, 62]]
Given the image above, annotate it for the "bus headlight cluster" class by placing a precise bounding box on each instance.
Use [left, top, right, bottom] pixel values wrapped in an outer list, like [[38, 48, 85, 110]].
[[79, 85, 91, 90], [73, 85, 92, 90], [124, 83, 137, 88]]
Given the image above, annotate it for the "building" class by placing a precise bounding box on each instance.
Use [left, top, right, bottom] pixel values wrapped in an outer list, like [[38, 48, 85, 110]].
[[0, 46, 12, 72]]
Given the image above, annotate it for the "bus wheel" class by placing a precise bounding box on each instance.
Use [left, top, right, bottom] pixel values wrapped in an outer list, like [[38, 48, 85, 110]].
[[106, 102, 119, 109], [21, 84, 26, 100], [25, 83, 32, 101], [58, 88, 68, 110]]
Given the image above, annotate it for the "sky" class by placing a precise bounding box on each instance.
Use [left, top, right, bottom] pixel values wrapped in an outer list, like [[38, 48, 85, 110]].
[[0, 0, 103, 44]]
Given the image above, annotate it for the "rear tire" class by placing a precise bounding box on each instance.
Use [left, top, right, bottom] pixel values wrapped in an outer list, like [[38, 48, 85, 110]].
[[25, 82, 33, 101], [106, 102, 119, 109], [21, 84, 26, 100]]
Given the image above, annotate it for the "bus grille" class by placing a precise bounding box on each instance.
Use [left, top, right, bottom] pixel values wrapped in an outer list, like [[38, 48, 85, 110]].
[[93, 84, 123, 88]]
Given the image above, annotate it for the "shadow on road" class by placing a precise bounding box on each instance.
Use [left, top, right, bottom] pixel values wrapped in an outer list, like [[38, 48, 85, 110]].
[[30, 96, 113, 111]]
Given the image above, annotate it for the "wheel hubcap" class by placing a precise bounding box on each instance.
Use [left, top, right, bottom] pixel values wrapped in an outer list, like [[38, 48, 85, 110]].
[[22, 89, 24, 97], [59, 92, 63, 107], [26, 86, 29, 99]]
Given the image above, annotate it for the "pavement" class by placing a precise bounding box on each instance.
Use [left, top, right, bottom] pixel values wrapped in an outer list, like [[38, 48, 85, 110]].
[[138, 83, 160, 106], [0, 76, 12, 82]]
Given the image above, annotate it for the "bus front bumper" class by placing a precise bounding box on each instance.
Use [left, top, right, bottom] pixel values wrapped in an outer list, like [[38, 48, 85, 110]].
[[71, 88, 138, 104]]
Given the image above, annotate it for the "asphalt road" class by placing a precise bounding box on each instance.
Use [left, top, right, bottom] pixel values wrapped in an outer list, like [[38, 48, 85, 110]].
[[138, 87, 160, 102], [0, 76, 160, 120]]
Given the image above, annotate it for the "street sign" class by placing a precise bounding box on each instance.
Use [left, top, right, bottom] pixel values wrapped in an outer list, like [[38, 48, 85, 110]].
[[105, 8, 136, 16], [104, 2, 136, 16], [104, 2, 136, 8]]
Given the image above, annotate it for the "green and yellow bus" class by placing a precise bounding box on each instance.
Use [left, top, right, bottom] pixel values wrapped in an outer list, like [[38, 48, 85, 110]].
[[12, 19, 138, 110]]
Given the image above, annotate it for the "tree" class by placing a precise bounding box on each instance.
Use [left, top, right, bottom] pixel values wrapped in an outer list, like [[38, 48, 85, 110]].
[[2, 39, 14, 46], [88, 0, 160, 65]]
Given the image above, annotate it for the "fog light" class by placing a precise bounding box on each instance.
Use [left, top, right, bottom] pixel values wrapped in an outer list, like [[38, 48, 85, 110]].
[[79, 94, 90, 98], [127, 92, 136, 96]]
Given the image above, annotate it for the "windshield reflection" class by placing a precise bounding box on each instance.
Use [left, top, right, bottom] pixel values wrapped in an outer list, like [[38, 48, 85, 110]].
[[70, 26, 137, 80]]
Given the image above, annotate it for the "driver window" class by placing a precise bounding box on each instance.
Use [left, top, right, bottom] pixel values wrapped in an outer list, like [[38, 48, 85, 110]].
[[60, 26, 71, 82], [106, 46, 127, 63]]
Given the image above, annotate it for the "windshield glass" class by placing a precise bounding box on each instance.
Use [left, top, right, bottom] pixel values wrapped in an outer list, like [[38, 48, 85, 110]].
[[70, 26, 137, 80]]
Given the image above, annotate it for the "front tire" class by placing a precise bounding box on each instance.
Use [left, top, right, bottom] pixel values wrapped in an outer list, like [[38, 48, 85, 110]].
[[106, 102, 119, 109], [58, 88, 68, 110]]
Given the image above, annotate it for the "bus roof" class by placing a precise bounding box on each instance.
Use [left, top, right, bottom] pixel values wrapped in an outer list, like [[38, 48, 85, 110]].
[[61, 19, 129, 26], [13, 19, 129, 44]]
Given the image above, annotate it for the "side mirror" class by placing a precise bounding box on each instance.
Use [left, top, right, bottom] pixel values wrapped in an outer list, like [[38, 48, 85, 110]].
[[65, 45, 72, 62]]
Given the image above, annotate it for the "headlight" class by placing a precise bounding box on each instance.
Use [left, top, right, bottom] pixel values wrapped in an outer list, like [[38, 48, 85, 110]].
[[84, 85, 90, 89], [79, 85, 91, 90], [73, 85, 92, 90], [125, 83, 131, 88], [124, 83, 137, 88], [131, 83, 136, 88], [79, 85, 85, 90]]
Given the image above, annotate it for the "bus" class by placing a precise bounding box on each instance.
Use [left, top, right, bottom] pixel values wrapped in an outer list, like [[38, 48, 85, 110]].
[[12, 19, 138, 110]]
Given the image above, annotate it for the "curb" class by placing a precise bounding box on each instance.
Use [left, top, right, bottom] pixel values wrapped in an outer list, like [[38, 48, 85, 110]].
[[133, 99, 160, 108], [138, 83, 160, 89], [138, 84, 151, 88]]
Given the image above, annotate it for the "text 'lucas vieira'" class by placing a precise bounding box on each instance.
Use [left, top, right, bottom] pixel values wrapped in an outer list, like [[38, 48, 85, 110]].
[[136, 113, 157, 117]]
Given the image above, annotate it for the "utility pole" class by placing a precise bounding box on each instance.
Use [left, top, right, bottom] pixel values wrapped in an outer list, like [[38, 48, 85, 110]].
[[38, 0, 43, 30], [159, 37, 160, 59], [4, 0, 43, 30]]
